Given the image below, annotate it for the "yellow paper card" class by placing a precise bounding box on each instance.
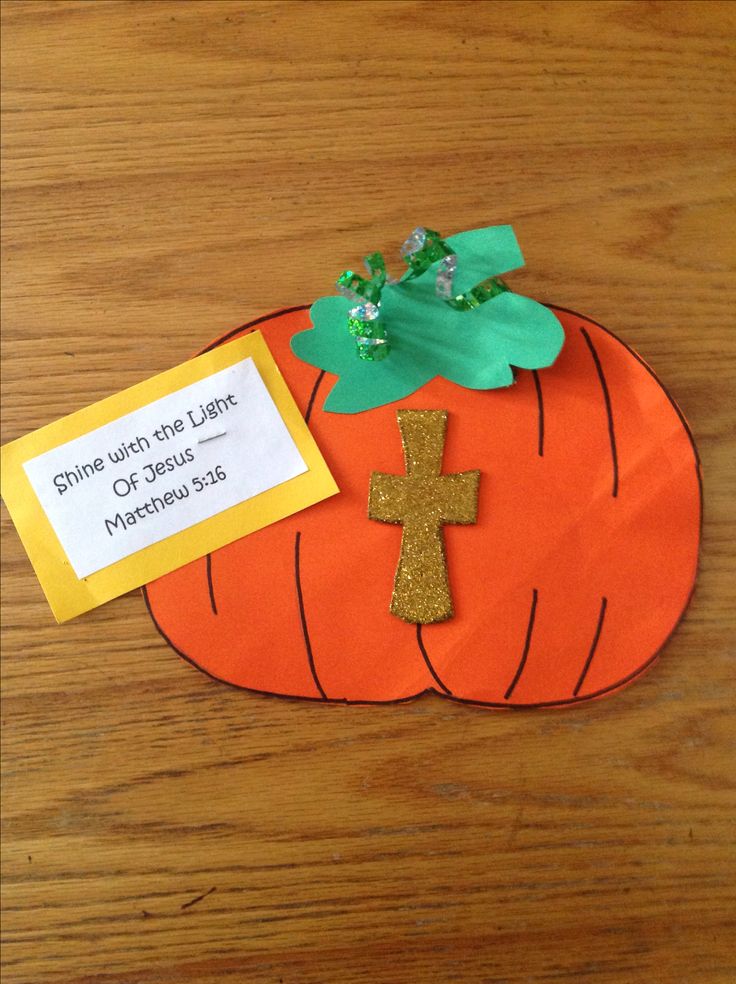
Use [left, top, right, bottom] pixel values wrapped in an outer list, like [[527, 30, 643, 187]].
[[0, 332, 338, 622]]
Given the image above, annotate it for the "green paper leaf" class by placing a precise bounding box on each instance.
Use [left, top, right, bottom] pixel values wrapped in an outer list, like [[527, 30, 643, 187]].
[[443, 225, 523, 294], [291, 225, 565, 414]]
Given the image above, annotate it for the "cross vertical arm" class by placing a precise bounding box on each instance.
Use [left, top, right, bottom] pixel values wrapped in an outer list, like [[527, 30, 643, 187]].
[[397, 409, 447, 477]]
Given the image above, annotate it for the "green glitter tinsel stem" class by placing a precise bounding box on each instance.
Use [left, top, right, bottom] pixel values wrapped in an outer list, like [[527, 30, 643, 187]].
[[448, 275, 510, 310], [348, 315, 390, 361]]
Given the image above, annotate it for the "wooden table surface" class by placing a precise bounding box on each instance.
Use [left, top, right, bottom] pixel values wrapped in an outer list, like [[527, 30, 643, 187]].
[[2, 2, 735, 982]]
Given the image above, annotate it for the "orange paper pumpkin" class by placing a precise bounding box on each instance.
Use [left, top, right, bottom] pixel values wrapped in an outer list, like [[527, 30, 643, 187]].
[[144, 305, 701, 708]]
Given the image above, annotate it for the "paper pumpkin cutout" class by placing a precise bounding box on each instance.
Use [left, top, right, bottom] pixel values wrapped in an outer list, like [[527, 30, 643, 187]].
[[144, 305, 701, 708]]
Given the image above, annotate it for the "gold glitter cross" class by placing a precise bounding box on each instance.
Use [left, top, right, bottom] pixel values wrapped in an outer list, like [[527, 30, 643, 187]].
[[369, 410, 480, 624]]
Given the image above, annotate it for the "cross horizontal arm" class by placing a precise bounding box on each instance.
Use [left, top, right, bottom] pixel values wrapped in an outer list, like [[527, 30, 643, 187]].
[[368, 472, 410, 523], [439, 470, 481, 524]]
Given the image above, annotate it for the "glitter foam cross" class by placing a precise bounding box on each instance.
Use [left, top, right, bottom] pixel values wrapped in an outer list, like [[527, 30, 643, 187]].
[[369, 410, 480, 624]]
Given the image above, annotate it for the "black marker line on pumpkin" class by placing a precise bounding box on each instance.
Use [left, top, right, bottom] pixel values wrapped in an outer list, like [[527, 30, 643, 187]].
[[205, 554, 218, 616], [532, 370, 544, 457], [305, 370, 326, 425], [294, 531, 328, 700], [551, 305, 701, 482], [580, 327, 619, 498], [504, 588, 539, 700], [416, 624, 453, 696], [550, 306, 702, 610], [573, 597, 607, 697]]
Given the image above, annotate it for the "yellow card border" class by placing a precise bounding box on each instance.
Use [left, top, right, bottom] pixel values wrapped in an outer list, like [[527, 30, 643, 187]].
[[0, 332, 338, 622]]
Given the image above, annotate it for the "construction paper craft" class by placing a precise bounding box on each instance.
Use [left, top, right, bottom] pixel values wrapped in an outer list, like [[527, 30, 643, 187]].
[[291, 226, 564, 413], [145, 305, 701, 708], [1, 332, 337, 621]]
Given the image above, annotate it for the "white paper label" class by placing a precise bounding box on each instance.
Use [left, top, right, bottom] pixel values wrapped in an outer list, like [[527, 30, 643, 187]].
[[23, 357, 307, 578]]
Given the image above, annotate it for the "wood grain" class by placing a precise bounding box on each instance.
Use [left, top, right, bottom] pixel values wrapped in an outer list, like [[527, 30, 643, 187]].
[[2, 2, 735, 981]]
